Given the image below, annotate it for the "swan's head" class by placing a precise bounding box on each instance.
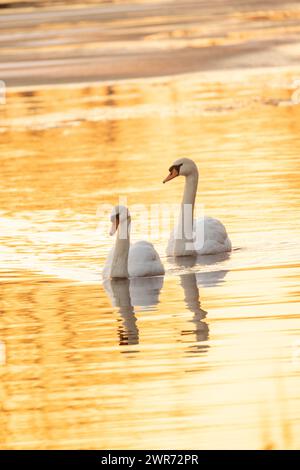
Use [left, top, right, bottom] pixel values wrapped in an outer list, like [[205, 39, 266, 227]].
[[109, 205, 131, 236], [163, 158, 198, 183]]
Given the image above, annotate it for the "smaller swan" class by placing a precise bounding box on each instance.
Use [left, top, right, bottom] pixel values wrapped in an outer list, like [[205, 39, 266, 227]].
[[103, 205, 165, 279]]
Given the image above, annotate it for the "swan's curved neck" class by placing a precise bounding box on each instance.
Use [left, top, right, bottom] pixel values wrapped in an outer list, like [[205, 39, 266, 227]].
[[182, 172, 198, 208], [111, 220, 130, 278], [174, 171, 198, 255]]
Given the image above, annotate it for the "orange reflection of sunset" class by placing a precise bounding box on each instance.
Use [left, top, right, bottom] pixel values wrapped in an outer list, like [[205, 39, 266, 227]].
[[1, 0, 300, 451]]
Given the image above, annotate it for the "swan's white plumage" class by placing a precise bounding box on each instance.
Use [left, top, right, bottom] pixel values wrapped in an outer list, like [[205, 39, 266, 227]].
[[103, 241, 164, 279], [167, 216, 231, 256], [195, 216, 231, 254], [102, 247, 114, 280], [128, 241, 165, 278]]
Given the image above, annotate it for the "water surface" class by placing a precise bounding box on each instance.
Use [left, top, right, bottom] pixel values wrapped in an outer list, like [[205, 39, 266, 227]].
[[2, 0, 300, 85], [1, 62, 300, 449]]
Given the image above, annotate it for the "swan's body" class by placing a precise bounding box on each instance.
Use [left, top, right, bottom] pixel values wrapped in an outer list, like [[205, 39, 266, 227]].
[[167, 215, 231, 256], [103, 206, 165, 280], [163, 158, 231, 257], [103, 240, 165, 279]]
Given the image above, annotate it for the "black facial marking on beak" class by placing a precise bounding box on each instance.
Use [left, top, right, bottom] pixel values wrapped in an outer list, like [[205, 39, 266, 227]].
[[163, 162, 183, 183], [111, 213, 120, 224], [168, 163, 183, 174]]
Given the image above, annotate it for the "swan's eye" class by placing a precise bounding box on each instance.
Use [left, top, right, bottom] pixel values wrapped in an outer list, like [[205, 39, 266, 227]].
[[111, 213, 120, 223], [169, 163, 183, 174]]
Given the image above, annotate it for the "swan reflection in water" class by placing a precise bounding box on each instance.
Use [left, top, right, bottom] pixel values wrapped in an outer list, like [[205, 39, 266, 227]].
[[179, 273, 209, 355], [171, 253, 230, 354], [103, 276, 164, 346], [104, 254, 228, 352], [171, 252, 229, 287]]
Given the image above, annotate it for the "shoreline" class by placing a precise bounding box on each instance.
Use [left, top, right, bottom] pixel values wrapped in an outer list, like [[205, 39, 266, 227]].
[[1, 1, 300, 88], [4, 64, 300, 92]]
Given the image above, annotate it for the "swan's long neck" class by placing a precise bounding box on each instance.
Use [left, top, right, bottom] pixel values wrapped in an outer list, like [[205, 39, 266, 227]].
[[182, 172, 198, 213], [174, 171, 198, 255], [110, 219, 130, 278]]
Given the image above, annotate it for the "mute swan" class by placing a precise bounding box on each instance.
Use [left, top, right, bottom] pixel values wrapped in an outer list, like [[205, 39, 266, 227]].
[[102, 205, 165, 279], [163, 158, 232, 256]]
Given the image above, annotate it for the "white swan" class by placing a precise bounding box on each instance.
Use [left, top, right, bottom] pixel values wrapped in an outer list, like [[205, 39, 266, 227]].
[[163, 158, 232, 256], [103, 205, 165, 279]]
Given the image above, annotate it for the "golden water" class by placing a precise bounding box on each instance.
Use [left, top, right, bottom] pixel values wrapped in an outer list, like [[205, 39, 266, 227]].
[[1, 68, 300, 449]]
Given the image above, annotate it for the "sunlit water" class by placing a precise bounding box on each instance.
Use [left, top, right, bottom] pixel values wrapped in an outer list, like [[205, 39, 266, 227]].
[[1, 47, 300, 450]]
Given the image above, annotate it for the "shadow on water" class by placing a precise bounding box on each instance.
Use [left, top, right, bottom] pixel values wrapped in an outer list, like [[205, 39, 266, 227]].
[[103, 268, 218, 356], [171, 251, 231, 268], [194, 252, 229, 287], [168, 255, 230, 355], [169, 252, 230, 287], [179, 273, 209, 356], [103, 276, 164, 347]]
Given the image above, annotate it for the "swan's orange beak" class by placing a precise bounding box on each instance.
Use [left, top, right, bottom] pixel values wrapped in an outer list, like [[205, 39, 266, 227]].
[[109, 218, 119, 236], [163, 167, 179, 183]]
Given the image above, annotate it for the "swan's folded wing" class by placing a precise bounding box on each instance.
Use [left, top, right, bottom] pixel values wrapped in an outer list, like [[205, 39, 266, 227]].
[[129, 241, 165, 277], [195, 216, 232, 254]]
